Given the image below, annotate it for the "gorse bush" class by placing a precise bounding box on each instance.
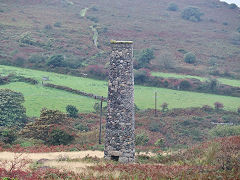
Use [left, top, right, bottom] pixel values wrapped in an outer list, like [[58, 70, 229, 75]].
[[184, 52, 196, 64], [182, 7, 203, 22], [66, 105, 79, 118], [47, 128, 74, 145], [209, 125, 240, 138]]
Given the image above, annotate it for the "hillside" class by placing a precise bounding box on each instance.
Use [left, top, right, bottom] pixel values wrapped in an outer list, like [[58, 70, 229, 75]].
[[0, 0, 240, 77]]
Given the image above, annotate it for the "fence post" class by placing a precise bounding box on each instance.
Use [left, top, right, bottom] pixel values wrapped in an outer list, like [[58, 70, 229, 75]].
[[155, 91, 157, 117], [99, 96, 103, 144]]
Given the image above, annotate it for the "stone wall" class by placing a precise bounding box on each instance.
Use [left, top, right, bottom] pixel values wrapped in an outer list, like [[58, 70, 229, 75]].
[[104, 41, 135, 163]]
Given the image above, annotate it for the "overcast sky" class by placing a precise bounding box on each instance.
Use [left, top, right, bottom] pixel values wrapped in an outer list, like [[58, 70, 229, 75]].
[[220, 0, 240, 6]]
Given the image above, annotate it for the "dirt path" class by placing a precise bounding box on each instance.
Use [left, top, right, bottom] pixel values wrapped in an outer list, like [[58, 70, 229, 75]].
[[0, 151, 104, 173]]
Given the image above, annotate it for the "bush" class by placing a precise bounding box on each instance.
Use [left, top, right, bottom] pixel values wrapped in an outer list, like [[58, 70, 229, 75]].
[[209, 125, 240, 138], [134, 69, 150, 84], [74, 123, 89, 132], [66, 105, 78, 118], [47, 54, 65, 68], [161, 102, 168, 112], [0, 128, 17, 144], [86, 16, 99, 23], [149, 121, 161, 132], [237, 26, 240, 33], [135, 133, 149, 146], [167, 3, 178, 11], [179, 80, 192, 90], [28, 54, 45, 63], [214, 102, 224, 111], [184, 52, 196, 64], [154, 138, 165, 147], [0, 89, 27, 127], [135, 48, 154, 69], [44, 24, 53, 30], [85, 65, 107, 79], [54, 22, 62, 27], [229, 3, 238, 9], [48, 128, 74, 145], [182, 7, 203, 22]]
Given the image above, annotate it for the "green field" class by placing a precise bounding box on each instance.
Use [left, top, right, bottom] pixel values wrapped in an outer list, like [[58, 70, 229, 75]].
[[151, 72, 240, 87], [0, 65, 240, 117]]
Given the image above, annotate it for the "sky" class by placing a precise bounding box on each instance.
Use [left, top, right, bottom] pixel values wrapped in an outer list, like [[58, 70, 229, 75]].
[[220, 0, 240, 6]]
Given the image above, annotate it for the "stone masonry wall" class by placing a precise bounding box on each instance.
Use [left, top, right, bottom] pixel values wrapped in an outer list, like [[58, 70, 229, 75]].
[[104, 41, 135, 163]]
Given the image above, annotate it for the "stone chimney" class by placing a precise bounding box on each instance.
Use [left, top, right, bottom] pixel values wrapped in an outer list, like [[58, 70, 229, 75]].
[[104, 40, 135, 163]]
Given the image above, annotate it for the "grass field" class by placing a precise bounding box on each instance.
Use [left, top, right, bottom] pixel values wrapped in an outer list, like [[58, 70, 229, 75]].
[[151, 72, 240, 87], [0, 65, 240, 117]]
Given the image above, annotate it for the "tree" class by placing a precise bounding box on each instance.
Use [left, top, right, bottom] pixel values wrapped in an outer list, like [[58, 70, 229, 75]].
[[182, 7, 203, 22], [0, 89, 27, 127], [47, 54, 65, 68], [184, 52, 196, 64], [66, 105, 79, 118], [136, 48, 154, 69]]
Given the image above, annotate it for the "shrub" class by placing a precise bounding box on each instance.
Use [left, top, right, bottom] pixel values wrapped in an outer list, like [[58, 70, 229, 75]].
[[209, 125, 240, 138], [85, 64, 107, 79], [66, 105, 79, 118], [86, 16, 99, 23], [74, 123, 89, 132], [47, 54, 65, 67], [0, 89, 27, 127], [47, 128, 74, 145], [229, 3, 238, 9], [28, 54, 45, 63], [208, 78, 219, 92], [134, 69, 150, 84], [0, 128, 17, 144], [161, 102, 168, 112], [182, 7, 204, 22], [179, 80, 192, 90], [237, 26, 240, 33], [135, 133, 149, 146], [54, 22, 61, 27], [135, 48, 154, 69], [149, 121, 161, 132], [184, 52, 196, 64], [44, 24, 53, 30], [214, 102, 224, 111], [154, 138, 165, 147], [202, 105, 213, 112], [167, 3, 178, 11]]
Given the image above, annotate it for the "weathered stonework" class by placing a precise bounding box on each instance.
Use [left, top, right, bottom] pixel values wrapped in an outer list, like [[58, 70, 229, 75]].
[[104, 41, 135, 163]]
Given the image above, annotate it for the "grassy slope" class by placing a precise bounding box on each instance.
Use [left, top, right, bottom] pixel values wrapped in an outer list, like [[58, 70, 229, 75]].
[[0, 82, 98, 117], [1, 65, 240, 117], [151, 72, 240, 87], [0, 0, 240, 74]]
